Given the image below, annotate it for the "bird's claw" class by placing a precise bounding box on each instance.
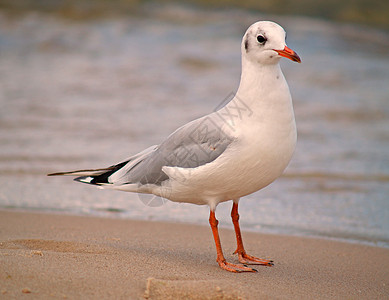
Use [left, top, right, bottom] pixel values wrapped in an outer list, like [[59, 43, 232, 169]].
[[217, 259, 258, 273], [235, 251, 274, 266]]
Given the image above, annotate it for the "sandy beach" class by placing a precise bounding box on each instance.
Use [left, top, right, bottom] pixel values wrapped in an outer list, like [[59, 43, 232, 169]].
[[0, 210, 388, 299]]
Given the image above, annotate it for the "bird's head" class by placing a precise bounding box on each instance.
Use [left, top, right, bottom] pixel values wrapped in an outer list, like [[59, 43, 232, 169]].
[[242, 21, 301, 65]]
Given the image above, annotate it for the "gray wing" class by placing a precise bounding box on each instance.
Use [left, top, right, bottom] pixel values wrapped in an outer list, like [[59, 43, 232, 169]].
[[109, 113, 234, 185]]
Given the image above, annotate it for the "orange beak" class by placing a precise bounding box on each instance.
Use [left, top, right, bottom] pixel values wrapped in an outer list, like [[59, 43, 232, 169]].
[[274, 46, 301, 63]]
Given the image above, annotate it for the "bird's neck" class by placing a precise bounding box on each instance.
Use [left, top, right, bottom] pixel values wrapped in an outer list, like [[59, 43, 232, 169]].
[[217, 57, 294, 132], [224, 57, 292, 116], [236, 58, 286, 102]]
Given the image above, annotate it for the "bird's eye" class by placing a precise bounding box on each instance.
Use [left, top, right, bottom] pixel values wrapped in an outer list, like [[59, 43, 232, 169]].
[[256, 35, 266, 44]]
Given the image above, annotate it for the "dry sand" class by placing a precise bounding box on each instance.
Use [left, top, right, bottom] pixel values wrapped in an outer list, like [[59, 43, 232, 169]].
[[0, 210, 388, 299]]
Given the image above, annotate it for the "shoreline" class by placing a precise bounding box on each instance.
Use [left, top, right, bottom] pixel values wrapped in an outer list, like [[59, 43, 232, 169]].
[[1, 209, 388, 299], [2, 207, 388, 249]]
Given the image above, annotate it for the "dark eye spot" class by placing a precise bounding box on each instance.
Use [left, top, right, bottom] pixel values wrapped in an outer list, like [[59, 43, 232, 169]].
[[256, 35, 266, 44]]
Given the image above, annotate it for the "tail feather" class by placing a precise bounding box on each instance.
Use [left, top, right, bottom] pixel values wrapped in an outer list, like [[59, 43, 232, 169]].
[[47, 160, 129, 186], [47, 166, 120, 186], [47, 167, 114, 177], [47, 145, 159, 186], [76, 160, 129, 185]]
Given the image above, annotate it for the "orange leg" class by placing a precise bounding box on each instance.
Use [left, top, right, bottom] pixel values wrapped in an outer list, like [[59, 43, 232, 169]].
[[209, 210, 257, 273], [231, 202, 274, 266]]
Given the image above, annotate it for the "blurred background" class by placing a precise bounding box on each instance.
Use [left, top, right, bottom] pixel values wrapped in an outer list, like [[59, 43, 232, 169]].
[[0, 0, 388, 247]]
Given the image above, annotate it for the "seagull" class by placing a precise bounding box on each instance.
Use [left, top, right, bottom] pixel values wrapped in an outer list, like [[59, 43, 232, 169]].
[[48, 21, 301, 273]]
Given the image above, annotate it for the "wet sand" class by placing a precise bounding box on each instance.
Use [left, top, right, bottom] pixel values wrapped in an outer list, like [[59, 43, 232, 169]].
[[1, 210, 388, 299]]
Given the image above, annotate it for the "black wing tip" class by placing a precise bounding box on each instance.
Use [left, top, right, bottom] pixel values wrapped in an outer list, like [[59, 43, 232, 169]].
[[47, 160, 129, 184]]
